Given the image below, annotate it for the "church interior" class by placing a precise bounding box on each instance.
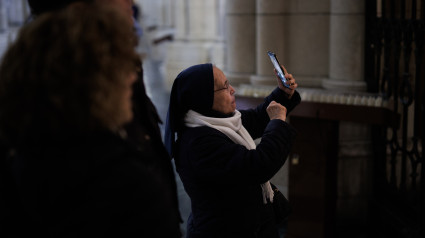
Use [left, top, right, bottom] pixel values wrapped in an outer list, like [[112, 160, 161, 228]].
[[0, 0, 423, 237]]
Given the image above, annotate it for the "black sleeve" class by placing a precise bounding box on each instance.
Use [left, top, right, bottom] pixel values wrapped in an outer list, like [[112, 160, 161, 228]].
[[181, 120, 296, 186], [241, 88, 301, 139]]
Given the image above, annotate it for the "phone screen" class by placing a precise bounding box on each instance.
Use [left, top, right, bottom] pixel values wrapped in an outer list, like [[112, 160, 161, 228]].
[[267, 51, 290, 88]]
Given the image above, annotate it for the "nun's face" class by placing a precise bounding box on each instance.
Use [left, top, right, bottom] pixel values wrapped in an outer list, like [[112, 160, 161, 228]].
[[212, 66, 236, 114]]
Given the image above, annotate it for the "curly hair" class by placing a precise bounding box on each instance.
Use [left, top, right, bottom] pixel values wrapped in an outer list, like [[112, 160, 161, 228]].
[[0, 3, 139, 147]]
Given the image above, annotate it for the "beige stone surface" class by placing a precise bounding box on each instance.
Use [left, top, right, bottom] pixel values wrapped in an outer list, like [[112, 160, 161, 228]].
[[284, 0, 330, 13], [256, 0, 285, 14], [226, 0, 256, 14], [287, 15, 330, 80], [165, 42, 215, 88], [225, 72, 252, 86], [173, 0, 187, 40], [331, 0, 365, 13], [226, 15, 256, 74], [256, 15, 286, 76], [187, 0, 218, 40], [329, 15, 365, 82]]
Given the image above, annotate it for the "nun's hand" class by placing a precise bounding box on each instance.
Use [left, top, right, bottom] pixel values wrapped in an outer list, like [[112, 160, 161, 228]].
[[274, 65, 298, 99], [267, 101, 287, 121]]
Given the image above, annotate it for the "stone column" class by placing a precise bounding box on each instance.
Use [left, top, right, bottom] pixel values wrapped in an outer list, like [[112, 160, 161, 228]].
[[324, 0, 371, 225], [0, 0, 8, 60], [224, 0, 256, 86], [161, 0, 175, 28], [336, 122, 374, 224], [0, 0, 7, 32], [250, 0, 285, 86], [250, 0, 331, 88], [7, 0, 26, 26], [0, 0, 29, 60], [173, 0, 187, 40], [164, 0, 226, 89], [323, 0, 366, 91]]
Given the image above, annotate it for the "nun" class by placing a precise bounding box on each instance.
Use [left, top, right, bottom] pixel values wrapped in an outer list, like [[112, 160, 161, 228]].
[[165, 63, 301, 238]]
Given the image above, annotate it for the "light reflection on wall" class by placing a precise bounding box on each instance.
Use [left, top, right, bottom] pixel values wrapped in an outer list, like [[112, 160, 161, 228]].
[[0, 0, 30, 61]]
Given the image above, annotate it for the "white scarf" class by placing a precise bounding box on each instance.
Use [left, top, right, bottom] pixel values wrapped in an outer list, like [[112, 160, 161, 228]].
[[184, 110, 274, 204]]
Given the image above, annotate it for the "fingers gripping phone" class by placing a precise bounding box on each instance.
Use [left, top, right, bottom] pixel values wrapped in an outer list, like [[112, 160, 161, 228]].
[[267, 51, 290, 88]]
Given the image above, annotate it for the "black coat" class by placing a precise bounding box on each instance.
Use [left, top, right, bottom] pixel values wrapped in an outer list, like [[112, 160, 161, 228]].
[[3, 130, 181, 237], [1, 63, 182, 237], [175, 88, 300, 238], [124, 64, 183, 230]]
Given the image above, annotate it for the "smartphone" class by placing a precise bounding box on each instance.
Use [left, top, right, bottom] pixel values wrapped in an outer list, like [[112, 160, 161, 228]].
[[267, 51, 290, 88]]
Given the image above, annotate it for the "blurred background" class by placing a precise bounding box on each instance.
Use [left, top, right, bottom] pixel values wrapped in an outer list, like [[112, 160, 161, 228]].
[[1, 0, 423, 237]]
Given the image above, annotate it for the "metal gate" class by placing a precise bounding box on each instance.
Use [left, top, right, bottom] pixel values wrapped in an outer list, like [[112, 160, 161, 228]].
[[365, 0, 424, 237]]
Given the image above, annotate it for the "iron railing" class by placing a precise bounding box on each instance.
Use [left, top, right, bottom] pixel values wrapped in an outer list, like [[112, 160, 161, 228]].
[[366, 0, 424, 237]]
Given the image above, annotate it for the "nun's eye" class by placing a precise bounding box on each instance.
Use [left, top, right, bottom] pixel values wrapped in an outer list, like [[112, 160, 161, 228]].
[[214, 81, 229, 92]]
